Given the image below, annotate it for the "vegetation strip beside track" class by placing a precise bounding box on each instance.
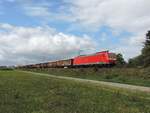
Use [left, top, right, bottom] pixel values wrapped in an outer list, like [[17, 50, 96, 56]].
[[25, 68, 150, 87], [20, 70, 150, 93]]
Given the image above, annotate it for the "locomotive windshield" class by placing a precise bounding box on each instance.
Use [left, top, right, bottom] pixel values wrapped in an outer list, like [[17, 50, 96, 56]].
[[108, 53, 117, 59]]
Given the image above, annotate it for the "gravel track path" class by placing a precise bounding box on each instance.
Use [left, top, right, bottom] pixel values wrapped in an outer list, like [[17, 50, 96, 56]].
[[19, 70, 150, 93]]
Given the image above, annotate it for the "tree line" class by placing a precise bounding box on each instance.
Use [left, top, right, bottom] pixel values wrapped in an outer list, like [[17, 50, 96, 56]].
[[116, 31, 150, 67]]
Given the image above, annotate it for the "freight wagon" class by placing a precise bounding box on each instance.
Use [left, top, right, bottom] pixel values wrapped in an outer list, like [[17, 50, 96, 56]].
[[45, 59, 73, 68], [31, 59, 73, 68]]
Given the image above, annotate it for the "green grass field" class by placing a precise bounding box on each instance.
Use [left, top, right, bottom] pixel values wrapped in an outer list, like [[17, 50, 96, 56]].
[[27, 67, 150, 87], [0, 70, 150, 113]]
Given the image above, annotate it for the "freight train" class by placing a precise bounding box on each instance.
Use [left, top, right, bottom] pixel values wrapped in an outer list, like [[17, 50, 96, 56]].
[[19, 51, 117, 69]]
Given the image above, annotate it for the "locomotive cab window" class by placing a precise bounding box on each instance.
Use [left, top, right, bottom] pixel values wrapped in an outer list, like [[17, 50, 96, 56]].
[[108, 53, 116, 59]]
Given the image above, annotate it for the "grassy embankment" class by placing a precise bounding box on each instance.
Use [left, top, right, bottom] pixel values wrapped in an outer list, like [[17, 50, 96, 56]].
[[0, 70, 150, 113], [26, 67, 150, 87]]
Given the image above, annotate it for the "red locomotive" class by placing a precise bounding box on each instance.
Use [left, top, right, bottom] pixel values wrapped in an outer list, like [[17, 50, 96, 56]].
[[19, 51, 117, 68], [73, 51, 116, 67]]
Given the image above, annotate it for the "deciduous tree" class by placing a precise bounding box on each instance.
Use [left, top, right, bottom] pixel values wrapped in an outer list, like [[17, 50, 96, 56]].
[[142, 31, 150, 67]]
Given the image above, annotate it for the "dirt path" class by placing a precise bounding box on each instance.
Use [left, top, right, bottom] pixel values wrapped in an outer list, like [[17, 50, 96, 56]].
[[20, 71, 150, 93]]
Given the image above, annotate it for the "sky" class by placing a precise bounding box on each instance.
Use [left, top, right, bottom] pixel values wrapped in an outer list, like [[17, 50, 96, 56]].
[[0, 0, 150, 66]]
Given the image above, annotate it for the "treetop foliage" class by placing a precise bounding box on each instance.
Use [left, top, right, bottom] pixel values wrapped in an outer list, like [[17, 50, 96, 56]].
[[116, 53, 126, 66]]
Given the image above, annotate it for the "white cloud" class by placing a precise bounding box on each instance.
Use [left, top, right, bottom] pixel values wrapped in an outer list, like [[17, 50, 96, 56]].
[[21, 1, 73, 23], [0, 23, 94, 65], [66, 0, 150, 59], [68, 0, 150, 32], [20, 0, 150, 33], [23, 2, 150, 43], [24, 6, 51, 18], [1, 0, 149, 61]]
